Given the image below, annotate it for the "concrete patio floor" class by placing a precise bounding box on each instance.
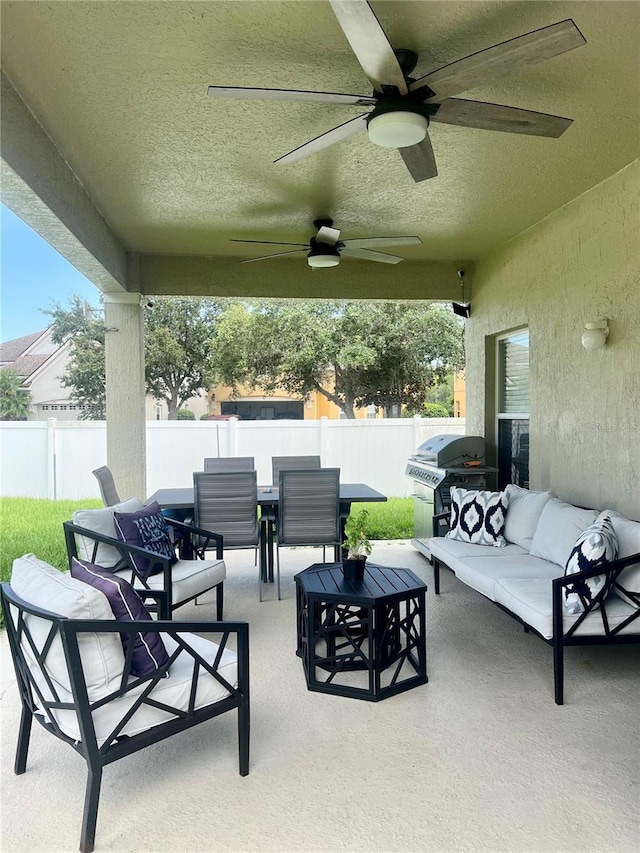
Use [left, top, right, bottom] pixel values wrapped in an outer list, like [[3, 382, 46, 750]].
[[2, 541, 639, 853]]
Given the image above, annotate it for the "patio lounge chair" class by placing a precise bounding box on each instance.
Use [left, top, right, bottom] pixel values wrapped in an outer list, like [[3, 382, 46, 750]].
[[1, 554, 249, 853]]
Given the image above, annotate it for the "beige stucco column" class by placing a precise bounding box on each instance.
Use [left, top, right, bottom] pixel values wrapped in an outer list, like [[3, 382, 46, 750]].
[[102, 293, 146, 501]]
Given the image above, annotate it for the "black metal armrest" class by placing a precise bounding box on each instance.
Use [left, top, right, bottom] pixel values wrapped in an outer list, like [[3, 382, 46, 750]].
[[432, 509, 451, 537], [165, 518, 224, 560]]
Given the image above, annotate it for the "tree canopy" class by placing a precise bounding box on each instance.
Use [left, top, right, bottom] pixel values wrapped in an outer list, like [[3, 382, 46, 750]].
[[0, 367, 31, 421], [213, 300, 464, 418], [45, 294, 222, 419]]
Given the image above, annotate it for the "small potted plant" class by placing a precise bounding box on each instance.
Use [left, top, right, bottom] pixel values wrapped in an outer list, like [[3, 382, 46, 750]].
[[342, 508, 372, 581]]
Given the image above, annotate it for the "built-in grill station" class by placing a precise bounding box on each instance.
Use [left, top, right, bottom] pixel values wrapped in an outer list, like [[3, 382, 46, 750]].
[[406, 434, 497, 560]]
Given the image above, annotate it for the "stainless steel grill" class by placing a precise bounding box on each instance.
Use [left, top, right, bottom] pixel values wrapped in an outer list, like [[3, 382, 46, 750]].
[[405, 434, 497, 560]]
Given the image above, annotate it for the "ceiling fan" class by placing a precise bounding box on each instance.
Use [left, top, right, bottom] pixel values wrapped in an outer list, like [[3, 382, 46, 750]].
[[208, 0, 586, 182], [231, 219, 422, 268]]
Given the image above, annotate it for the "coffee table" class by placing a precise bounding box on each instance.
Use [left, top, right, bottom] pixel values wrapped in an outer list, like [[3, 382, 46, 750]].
[[294, 562, 428, 701]]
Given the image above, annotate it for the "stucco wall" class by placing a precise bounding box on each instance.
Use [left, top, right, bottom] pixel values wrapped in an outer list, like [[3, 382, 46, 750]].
[[465, 161, 639, 520]]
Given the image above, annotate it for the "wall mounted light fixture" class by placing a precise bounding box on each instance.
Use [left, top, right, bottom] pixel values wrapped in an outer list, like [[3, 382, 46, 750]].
[[581, 320, 609, 351]]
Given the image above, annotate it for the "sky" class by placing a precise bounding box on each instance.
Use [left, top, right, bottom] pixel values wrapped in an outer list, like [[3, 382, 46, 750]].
[[0, 204, 101, 343]]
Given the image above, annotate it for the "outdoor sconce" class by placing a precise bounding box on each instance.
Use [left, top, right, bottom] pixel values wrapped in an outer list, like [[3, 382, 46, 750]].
[[581, 320, 609, 351]]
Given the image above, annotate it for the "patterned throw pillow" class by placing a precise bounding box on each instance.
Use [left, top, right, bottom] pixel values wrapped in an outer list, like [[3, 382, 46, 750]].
[[563, 516, 619, 614], [445, 488, 509, 547], [71, 558, 170, 678], [113, 501, 177, 580]]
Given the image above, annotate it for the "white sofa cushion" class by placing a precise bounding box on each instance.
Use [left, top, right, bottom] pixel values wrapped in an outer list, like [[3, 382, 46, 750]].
[[529, 499, 598, 568], [73, 498, 144, 567], [116, 557, 226, 605], [453, 554, 561, 602], [429, 536, 528, 572], [494, 577, 640, 640], [503, 484, 553, 550], [31, 631, 238, 745], [598, 510, 640, 607], [9, 554, 125, 701]]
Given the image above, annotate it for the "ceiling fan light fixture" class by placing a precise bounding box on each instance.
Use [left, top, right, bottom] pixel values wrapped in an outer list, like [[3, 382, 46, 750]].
[[367, 111, 428, 148], [307, 249, 340, 268]]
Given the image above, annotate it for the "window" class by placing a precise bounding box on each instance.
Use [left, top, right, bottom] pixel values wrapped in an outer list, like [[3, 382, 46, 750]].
[[50, 404, 59, 411], [496, 330, 529, 490], [60, 405, 67, 410]]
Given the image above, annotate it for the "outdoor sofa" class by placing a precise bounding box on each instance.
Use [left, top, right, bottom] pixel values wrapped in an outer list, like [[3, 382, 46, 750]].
[[428, 484, 640, 704]]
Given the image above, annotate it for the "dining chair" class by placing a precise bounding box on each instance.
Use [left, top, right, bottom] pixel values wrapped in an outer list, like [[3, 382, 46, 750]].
[[275, 467, 341, 600], [204, 456, 255, 473], [193, 471, 263, 596], [271, 455, 320, 485], [92, 466, 121, 507]]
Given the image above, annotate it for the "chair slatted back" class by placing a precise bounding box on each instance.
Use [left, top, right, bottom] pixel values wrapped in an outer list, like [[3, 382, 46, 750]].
[[193, 471, 259, 548], [271, 455, 320, 486], [204, 457, 255, 473], [278, 468, 341, 547], [92, 466, 121, 507]]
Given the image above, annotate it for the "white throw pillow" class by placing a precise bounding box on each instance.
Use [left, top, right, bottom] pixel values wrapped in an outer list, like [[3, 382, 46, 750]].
[[73, 497, 143, 567], [9, 554, 125, 701], [598, 510, 640, 607], [529, 498, 598, 568], [563, 516, 618, 614], [503, 484, 554, 551], [445, 487, 508, 547]]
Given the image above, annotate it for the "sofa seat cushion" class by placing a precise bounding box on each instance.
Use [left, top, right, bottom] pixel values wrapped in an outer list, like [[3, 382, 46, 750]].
[[72, 498, 144, 568], [115, 558, 226, 606], [429, 537, 528, 572], [9, 554, 125, 701], [529, 499, 597, 567], [503, 485, 554, 550], [494, 578, 640, 640], [453, 554, 561, 602], [32, 631, 238, 745]]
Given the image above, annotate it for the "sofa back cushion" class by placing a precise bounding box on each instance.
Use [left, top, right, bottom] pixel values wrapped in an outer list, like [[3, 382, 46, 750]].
[[598, 510, 640, 607], [9, 554, 125, 701], [73, 498, 144, 568], [503, 485, 554, 550], [529, 498, 598, 568]]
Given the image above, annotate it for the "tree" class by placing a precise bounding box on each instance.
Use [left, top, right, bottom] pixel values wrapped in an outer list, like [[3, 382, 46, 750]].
[[213, 300, 464, 418], [0, 368, 31, 420], [45, 294, 223, 420]]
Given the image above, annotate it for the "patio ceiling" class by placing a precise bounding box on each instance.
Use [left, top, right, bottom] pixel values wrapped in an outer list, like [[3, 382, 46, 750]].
[[1, 1, 639, 299]]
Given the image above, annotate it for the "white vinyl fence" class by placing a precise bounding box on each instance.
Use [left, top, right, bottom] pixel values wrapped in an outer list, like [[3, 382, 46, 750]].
[[0, 417, 465, 500]]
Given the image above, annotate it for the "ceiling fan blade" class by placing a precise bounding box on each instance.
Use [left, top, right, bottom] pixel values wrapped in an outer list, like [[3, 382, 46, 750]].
[[399, 133, 438, 182], [340, 247, 404, 264], [316, 226, 341, 245], [329, 0, 408, 94], [230, 239, 308, 247], [431, 98, 573, 137], [411, 19, 586, 102], [341, 236, 422, 248], [274, 114, 368, 165], [239, 249, 308, 264], [207, 85, 377, 106]]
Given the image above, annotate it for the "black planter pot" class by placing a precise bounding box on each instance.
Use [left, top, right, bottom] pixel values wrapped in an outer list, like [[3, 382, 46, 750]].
[[342, 556, 367, 581]]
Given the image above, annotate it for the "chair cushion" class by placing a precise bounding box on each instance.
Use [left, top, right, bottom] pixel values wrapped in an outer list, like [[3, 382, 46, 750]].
[[563, 516, 618, 614], [113, 501, 177, 580], [9, 554, 125, 701], [598, 510, 640, 607], [115, 558, 227, 607], [529, 498, 598, 568], [445, 488, 508, 547], [70, 558, 170, 677], [73, 498, 144, 568], [503, 484, 554, 550]]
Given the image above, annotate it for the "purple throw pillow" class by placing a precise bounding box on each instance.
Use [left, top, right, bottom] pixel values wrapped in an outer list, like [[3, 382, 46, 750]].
[[71, 558, 170, 678], [113, 501, 176, 580]]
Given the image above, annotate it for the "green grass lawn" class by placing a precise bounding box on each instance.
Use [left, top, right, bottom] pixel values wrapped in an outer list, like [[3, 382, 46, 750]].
[[0, 496, 414, 585]]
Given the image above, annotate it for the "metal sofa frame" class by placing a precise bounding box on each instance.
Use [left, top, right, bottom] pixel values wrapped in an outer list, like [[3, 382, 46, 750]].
[[1, 582, 250, 853], [430, 511, 640, 705]]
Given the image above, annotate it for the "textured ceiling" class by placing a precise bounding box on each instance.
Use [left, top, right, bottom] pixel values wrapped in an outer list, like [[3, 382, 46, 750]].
[[1, 0, 639, 265]]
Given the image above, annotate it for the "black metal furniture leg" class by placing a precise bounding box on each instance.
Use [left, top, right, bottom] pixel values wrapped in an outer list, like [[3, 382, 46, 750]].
[[238, 704, 250, 777], [216, 582, 224, 620], [553, 641, 564, 706], [433, 559, 440, 595], [14, 705, 32, 775], [80, 766, 103, 853]]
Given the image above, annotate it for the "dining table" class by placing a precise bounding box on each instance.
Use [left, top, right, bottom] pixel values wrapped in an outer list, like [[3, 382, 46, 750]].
[[146, 483, 387, 582]]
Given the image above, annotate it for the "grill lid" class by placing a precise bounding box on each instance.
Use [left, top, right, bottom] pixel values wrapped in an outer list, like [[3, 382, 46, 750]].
[[413, 434, 486, 468]]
